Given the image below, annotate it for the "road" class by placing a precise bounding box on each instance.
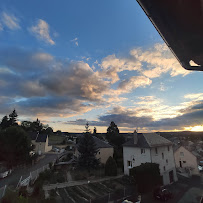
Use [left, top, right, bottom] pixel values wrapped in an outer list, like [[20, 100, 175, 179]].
[[0, 153, 59, 188]]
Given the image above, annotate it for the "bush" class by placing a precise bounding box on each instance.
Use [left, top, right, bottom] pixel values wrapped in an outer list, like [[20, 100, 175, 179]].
[[105, 156, 117, 176], [130, 163, 162, 193]]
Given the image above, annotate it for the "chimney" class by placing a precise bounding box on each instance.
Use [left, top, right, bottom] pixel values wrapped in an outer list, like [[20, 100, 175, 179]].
[[134, 130, 138, 144]]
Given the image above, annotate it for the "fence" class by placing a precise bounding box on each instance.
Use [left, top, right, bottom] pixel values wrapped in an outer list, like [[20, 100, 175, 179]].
[[16, 163, 51, 189]]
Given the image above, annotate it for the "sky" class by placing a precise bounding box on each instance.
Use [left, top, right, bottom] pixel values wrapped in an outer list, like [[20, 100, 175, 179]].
[[0, 0, 203, 133]]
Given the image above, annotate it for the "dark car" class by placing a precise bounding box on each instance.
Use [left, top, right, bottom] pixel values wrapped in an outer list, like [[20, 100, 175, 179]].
[[153, 186, 173, 201]]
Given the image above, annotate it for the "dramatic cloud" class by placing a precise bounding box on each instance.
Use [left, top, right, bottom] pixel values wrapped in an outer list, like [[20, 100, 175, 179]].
[[1, 12, 20, 30], [118, 76, 152, 92], [0, 48, 110, 117], [100, 54, 142, 83], [40, 61, 109, 101], [29, 19, 55, 45], [67, 94, 203, 132], [130, 43, 190, 78], [0, 42, 196, 131]]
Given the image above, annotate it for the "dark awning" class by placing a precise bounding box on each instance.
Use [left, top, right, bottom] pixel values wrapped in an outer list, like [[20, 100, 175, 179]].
[[137, 0, 203, 71]]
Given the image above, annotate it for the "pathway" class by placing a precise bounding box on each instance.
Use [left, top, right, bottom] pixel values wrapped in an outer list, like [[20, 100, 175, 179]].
[[43, 175, 123, 191]]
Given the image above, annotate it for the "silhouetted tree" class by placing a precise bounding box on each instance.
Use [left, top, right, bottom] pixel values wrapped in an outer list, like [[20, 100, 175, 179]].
[[56, 130, 62, 135], [21, 121, 32, 131], [43, 126, 53, 135], [0, 115, 9, 129], [77, 123, 100, 171], [30, 118, 42, 132], [93, 127, 97, 135], [84, 122, 90, 133], [130, 163, 162, 193], [106, 121, 125, 147], [105, 156, 117, 176], [0, 126, 32, 167], [8, 109, 18, 126], [21, 120, 53, 135]]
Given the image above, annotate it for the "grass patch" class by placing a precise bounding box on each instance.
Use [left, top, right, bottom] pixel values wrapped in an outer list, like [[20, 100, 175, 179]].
[[49, 135, 65, 144]]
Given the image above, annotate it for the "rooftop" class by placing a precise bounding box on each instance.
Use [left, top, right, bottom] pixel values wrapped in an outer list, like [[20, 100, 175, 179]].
[[123, 133, 172, 148], [36, 134, 48, 143], [92, 136, 113, 149]]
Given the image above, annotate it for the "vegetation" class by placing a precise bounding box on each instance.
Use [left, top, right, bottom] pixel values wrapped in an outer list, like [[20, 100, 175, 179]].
[[106, 121, 125, 147], [130, 163, 162, 193], [105, 156, 117, 176], [106, 121, 125, 169], [93, 127, 97, 134], [21, 118, 53, 135], [0, 109, 18, 129], [0, 126, 32, 167], [77, 122, 100, 171]]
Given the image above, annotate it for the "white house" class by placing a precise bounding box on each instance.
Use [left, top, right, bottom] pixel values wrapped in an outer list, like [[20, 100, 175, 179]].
[[29, 132, 52, 155], [123, 131, 178, 185], [174, 145, 201, 175]]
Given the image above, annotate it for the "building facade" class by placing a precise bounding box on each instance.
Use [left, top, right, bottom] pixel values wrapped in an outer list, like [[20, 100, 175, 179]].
[[29, 132, 52, 155], [123, 131, 178, 185], [174, 146, 200, 175]]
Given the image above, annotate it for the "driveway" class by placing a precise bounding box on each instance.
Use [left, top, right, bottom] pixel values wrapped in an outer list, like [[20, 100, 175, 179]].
[[0, 153, 59, 188]]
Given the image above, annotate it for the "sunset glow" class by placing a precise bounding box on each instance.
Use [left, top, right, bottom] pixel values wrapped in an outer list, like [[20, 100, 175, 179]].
[[184, 126, 203, 132], [0, 0, 203, 133]]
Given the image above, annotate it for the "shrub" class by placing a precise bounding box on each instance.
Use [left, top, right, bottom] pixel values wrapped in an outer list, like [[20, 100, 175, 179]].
[[130, 163, 162, 193], [105, 156, 117, 176]]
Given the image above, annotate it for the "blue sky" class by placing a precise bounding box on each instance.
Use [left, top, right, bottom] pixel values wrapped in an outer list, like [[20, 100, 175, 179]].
[[0, 0, 203, 133]]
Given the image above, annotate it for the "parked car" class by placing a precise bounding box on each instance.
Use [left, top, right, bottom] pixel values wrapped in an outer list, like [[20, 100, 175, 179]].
[[153, 186, 173, 201], [52, 147, 60, 153]]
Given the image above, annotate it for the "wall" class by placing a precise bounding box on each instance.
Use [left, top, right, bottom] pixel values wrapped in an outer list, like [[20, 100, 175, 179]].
[[96, 148, 114, 164], [35, 142, 46, 154], [45, 137, 52, 152], [123, 145, 178, 185], [174, 146, 199, 175], [123, 146, 151, 175], [151, 145, 178, 185]]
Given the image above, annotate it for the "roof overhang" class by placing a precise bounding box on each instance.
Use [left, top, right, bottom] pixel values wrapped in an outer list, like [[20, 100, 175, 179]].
[[136, 0, 203, 71]]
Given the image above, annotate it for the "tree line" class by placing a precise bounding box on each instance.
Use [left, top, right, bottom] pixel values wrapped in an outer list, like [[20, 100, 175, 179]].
[[0, 110, 53, 167]]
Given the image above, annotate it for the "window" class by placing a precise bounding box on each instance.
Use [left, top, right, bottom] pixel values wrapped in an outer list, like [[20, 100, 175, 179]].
[[162, 153, 164, 159], [180, 152, 184, 156], [155, 148, 158, 154], [166, 159, 168, 164], [141, 148, 145, 154], [163, 166, 166, 171], [168, 146, 170, 151], [127, 161, 132, 168]]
